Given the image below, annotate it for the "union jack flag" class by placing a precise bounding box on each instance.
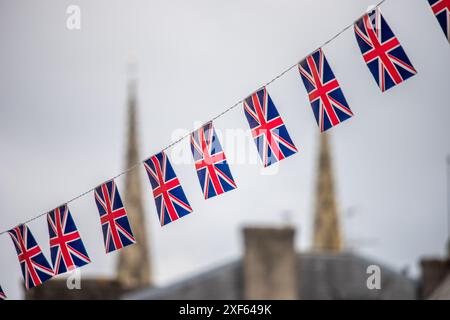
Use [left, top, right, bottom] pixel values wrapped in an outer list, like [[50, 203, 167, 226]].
[[144, 151, 193, 226], [428, 0, 450, 42], [94, 180, 136, 253], [0, 285, 6, 300], [47, 205, 91, 275], [354, 8, 417, 92], [191, 122, 237, 199], [243, 87, 298, 167], [298, 49, 353, 132], [8, 224, 53, 289]]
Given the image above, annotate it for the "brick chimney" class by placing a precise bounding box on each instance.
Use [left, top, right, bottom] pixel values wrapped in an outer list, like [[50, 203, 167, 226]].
[[243, 226, 298, 300]]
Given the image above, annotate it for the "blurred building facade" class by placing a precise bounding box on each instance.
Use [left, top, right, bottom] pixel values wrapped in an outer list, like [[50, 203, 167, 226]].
[[125, 226, 417, 300], [125, 134, 417, 300], [26, 82, 447, 300], [25, 117, 421, 300]]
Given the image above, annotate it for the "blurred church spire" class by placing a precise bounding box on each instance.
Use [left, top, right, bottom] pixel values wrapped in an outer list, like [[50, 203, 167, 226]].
[[312, 133, 343, 252], [117, 62, 152, 288]]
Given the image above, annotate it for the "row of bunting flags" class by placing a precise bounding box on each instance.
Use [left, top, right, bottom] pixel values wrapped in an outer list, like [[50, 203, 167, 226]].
[[0, 3, 449, 299]]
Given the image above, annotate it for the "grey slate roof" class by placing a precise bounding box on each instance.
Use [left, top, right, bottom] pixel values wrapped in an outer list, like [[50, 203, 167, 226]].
[[124, 252, 417, 300], [298, 252, 416, 299]]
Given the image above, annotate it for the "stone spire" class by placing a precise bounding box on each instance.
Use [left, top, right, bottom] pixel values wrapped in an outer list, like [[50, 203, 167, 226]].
[[312, 133, 343, 252], [117, 64, 152, 288]]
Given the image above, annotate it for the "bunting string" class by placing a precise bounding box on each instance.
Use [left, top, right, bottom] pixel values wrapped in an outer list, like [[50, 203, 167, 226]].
[[0, 0, 426, 235], [7, 0, 415, 237], [0, 0, 390, 236], [4, 0, 450, 296]]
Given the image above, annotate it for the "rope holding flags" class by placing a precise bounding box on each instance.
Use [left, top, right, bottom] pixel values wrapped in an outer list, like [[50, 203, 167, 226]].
[[1, 0, 449, 297]]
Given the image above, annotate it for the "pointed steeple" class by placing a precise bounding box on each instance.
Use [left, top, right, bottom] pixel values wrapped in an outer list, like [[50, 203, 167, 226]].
[[312, 133, 343, 252], [117, 63, 152, 288]]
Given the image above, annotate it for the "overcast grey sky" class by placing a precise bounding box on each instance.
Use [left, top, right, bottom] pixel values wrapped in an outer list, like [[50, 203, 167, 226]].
[[1, 0, 449, 299]]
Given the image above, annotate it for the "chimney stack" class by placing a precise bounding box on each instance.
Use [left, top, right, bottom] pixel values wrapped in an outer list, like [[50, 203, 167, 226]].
[[243, 226, 298, 300]]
